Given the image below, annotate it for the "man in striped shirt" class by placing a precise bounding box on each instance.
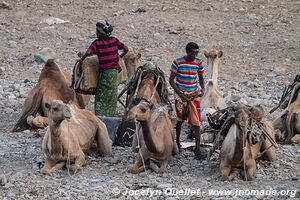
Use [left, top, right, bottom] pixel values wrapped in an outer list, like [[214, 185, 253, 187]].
[[169, 42, 206, 160], [79, 20, 128, 116]]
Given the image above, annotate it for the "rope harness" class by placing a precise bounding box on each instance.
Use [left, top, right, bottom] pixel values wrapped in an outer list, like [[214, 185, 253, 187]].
[[270, 74, 300, 113], [126, 63, 171, 109], [207, 105, 277, 161]]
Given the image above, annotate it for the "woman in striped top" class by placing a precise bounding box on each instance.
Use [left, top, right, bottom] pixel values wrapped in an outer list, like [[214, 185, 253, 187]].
[[79, 20, 128, 116]]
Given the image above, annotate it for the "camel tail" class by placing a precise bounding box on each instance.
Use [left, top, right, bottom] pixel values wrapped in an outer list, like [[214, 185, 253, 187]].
[[12, 89, 44, 132], [95, 120, 113, 156]]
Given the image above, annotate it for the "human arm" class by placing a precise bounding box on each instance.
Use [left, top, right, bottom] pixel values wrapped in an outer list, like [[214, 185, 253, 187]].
[[120, 46, 128, 58], [198, 72, 205, 97], [117, 38, 129, 58], [169, 73, 189, 102], [77, 41, 97, 64]]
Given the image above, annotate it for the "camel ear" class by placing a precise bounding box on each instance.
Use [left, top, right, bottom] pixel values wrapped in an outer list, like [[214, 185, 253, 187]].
[[45, 103, 51, 110], [218, 51, 223, 58], [136, 53, 141, 59], [204, 50, 209, 58]]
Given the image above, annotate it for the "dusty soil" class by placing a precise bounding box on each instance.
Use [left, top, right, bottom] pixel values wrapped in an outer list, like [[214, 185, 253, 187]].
[[0, 0, 299, 199]]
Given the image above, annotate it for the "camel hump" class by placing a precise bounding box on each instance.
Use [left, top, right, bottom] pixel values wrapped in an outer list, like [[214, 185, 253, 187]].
[[45, 59, 57, 68]]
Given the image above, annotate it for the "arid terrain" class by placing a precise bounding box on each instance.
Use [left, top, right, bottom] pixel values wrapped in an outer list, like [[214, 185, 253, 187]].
[[0, 0, 299, 199]]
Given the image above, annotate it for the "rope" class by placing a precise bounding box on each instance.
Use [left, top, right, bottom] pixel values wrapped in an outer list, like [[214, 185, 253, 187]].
[[149, 76, 160, 103], [135, 121, 146, 172], [255, 144, 274, 160], [242, 127, 248, 181], [132, 71, 143, 100], [67, 117, 72, 176], [126, 63, 171, 108]]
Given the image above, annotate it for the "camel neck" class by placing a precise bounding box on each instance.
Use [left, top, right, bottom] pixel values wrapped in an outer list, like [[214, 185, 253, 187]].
[[139, 120, 160, 154], [207, 58, 219, 86], [49, 120, 62, 138], [232, 130, 245, 163]]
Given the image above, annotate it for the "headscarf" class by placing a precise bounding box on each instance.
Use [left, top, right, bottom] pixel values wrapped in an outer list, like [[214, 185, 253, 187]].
[[96, 20, 113, 36]]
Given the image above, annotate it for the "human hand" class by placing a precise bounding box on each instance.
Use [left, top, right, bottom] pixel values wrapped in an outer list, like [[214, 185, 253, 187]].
[[199, 88, 205, 97], [179, 92, 190, 102]]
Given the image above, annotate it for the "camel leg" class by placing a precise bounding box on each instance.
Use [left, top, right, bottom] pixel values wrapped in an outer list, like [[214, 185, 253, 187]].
[[129, 147, 149, 174], [245, 158, 256, 181], [291, 134, 300, 144], [41, 159, 65, 175], [70, 152, 85, 174], [220, 163, 235, 181], [149, 160, 160, 173], [261, 136, 276, 162], [27, 115, 48, 129], [129, 157, 148, 174], [158, 160, 169, 174], [95, 122, 112, 156]]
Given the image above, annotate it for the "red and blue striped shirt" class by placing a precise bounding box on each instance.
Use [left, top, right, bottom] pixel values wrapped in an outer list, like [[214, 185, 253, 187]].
[[87, 36, 128, 71], [170, 56, 204, 91]]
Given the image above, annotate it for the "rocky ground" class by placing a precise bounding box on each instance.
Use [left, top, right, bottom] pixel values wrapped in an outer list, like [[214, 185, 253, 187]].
[[0, 0, 299, 199]]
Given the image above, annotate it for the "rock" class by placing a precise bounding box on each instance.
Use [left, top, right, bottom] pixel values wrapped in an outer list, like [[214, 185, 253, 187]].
[[104, 157, 120, 165], [9, 84, 19, 92], [132, 7, 146, 13], [201, 132, 214, 143], [267, 72, 280, 78], [113, 10, 125, 16], [0, 174, 7, 186], [0, 67, 5, 75], [206, 6, 213, 11], [24, 79, 30, 83], [7, 94, 16, 100], [0, 1, 11, 9], [40, 17, 70, 25], [4, 108, 14, 113], [256, 174, 264, 179], [7, 40, 17, 48], [23, 130, 30, 134], [34, 48, 56, 64], [180, 166, 188, 173], [157, 183, 173, 189]]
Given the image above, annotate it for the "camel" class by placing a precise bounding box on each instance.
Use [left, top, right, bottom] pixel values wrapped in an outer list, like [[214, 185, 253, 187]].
[[124, 64, 171, 153], [12, 59, 87, 132], [220, 105, 276, 181], [41, 100, 112, 175], [126, 100, 178, 174], [273, 81, 300, 144], [201, 50, 227, 120], [128, 73, 162, 153]]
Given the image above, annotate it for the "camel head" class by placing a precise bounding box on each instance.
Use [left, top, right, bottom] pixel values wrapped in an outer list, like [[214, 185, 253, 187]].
[[126, 100, 153, 122], [45, 100, 71, 123], [123, 52, 141, 80], [204, 49, 223, 59], [204, 49, 223, 82]]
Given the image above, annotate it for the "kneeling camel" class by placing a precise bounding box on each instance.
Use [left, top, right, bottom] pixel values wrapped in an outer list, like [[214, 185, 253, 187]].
[[127, 100, 178, 174], [41, 100, 112, 175], [220, 105, 276, 181]]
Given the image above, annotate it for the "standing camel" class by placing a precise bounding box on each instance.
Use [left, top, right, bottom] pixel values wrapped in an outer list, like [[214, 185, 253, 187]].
[[201, 50, 227, 120]]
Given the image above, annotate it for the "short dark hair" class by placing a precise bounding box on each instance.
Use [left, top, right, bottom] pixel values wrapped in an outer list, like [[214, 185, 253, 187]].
[[186, 42, 199, 52]]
